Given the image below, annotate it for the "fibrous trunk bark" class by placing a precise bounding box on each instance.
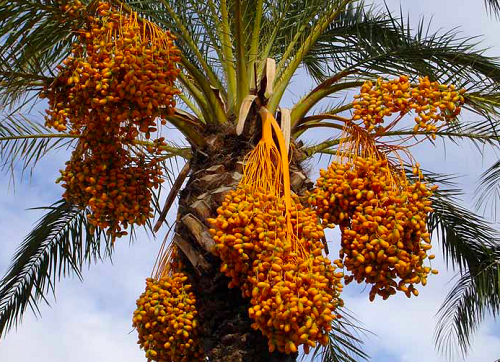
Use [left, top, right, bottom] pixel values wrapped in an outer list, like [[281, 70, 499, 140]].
[[172, 125, 312, 362]]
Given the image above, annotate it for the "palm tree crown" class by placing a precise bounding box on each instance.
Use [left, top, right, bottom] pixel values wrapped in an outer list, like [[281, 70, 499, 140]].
[[1, 0, 500, 361]]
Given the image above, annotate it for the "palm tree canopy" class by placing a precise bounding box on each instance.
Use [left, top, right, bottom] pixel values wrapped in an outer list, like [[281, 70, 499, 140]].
[[1, 1, 500, 361]]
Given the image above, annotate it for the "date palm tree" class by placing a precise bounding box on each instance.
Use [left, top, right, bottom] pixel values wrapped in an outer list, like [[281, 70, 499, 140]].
[[1, 1, 500, 361]]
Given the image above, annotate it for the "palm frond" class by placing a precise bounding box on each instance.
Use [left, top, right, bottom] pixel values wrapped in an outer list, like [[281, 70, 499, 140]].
[[0, 199, 113, 337], [309, 307, 371, 362], [462, 89, 500, 128], [437, 116, 500, 147], [424, 173, 499, 272], [474, 160, 500, 220], [484, 0, 500, 17], [306, 3, 500, 91], [381, 118, 500, 149], [281, 3, 500, 128], [268, 0, 355, 112], [403, 168, 500, 358], [300, 115, 500, 159], [435, 250, 500, 359], [0, 112, 76, 178], [269, 0, 333, 74], [0, 0, 79, 108]]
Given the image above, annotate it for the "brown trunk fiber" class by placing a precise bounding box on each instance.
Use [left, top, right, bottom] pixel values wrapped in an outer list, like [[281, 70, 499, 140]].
[[172, 125, 312, 362]]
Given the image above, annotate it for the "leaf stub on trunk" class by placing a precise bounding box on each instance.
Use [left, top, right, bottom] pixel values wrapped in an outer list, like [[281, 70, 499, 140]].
[[181, 214, 216, 254], [173, 234, 210, 274]]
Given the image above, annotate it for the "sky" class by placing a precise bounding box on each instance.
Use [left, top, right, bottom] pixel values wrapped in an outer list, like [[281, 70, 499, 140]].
[[1, 0, 500, 361]]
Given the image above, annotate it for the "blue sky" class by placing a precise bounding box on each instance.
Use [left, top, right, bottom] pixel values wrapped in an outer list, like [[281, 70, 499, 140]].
[[1, 0, 500, 361]]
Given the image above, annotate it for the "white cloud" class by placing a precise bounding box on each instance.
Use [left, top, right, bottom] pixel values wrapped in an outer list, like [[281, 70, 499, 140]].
[[0, 285, 144, 362]]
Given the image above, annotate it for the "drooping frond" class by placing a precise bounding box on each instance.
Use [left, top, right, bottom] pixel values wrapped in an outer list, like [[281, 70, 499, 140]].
[[435, 250, 500, 360], [0, 111, 192, 179], [474, 159, 500, 220], [0, 112, 77, 178], [425, 175, 499, 272], [377, 116, 500, 152], [430, 117, 500, 147], [0, 199, 113, 337], [484, 0, 500, 17], [413, 170, 500, 357], [309, 308, 371, 362], [0, 0, 79, 108]]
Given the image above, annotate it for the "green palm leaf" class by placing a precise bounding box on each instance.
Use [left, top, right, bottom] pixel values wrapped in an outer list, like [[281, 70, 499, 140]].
[[484, 0, 500, 16], [308, 5, 500, 84], [435, 257, 500, 360], [474, 160, 500, 220], [0, 0, 78, 108], [415, 170, 500, 357], [310, 308, 371, 362], [0, 199, 113, 337], [285, 4, 500, 128], [0, 112, 76, 178], [301, 116, 500, 158], [414, 170, 498, 272]]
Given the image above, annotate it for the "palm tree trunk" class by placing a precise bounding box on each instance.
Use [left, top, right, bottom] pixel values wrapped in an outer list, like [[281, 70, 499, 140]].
[[172, 126, 311, 361]]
